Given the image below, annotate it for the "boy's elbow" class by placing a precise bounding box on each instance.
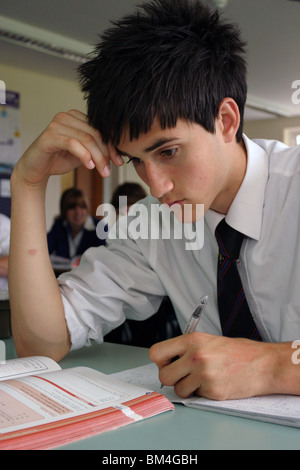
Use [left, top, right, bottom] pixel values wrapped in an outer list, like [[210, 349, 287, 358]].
[[13, 331, 71, 362]]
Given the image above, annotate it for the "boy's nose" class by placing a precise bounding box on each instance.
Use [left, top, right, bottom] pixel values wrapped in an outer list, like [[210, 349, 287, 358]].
[[145, 161, 174, 200]]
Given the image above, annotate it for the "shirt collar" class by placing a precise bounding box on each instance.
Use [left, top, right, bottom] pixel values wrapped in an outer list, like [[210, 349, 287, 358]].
[[206, 134, 269, 241], [83, 215, 95, 230]]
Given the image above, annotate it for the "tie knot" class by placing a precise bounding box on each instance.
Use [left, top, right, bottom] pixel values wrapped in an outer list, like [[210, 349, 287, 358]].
[[215, 219, 244, 260]]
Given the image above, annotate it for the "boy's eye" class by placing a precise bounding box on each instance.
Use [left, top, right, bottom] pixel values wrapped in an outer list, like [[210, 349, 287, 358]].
[[161, 148, 177, 157], [127, 157, 142, 166]]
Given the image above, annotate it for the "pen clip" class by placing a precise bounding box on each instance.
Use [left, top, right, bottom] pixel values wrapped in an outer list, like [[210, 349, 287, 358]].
[[183, 295, 208, 335], [192, 295, 208, 318]]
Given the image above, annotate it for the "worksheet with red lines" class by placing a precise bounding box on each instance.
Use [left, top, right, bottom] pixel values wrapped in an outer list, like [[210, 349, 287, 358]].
[[0, 367, 141, 434]]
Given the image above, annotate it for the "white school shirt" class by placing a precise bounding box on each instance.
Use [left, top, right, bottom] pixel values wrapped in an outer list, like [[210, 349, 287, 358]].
[[59, 135, 300, 350], [0, 213, 10, 290]]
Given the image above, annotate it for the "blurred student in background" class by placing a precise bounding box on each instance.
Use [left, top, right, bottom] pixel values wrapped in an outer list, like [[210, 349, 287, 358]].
[[111, 182, 147, 217], [47, 187, 105, 259]]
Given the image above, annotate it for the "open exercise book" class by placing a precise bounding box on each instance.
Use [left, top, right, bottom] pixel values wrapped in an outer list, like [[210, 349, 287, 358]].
[[0, 357, 174, 450], [113, 363, 300, 429]]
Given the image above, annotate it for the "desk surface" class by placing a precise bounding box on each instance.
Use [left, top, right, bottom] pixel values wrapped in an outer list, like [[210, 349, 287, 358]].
[[3, 339, 300, 450]]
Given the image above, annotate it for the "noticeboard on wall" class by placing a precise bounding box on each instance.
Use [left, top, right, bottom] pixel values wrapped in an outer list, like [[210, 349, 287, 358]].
[[0, 88, 20, 217], [0, 89, 21, 172], [0, 173, 11, 217]]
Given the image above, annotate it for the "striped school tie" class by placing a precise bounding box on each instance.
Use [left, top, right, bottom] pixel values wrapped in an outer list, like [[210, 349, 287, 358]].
[[215, 219, 261, 340]]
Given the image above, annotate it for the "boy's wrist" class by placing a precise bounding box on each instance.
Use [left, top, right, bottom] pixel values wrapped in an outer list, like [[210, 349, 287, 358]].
[[266, 342, 300, 396], [11, 162, 48, 195]]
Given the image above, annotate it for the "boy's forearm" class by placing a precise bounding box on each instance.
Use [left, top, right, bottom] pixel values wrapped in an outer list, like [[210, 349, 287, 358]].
[[9, 167, 71, 361]]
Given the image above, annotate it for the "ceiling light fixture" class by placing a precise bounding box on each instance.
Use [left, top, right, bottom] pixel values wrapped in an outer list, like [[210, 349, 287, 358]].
[[0, 15, 91, 63], [246, 95, 292, 118], [212, 0, 229, 8]]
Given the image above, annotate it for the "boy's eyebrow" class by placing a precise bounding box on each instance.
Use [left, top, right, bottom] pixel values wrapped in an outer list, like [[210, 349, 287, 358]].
[[144, 138, 178, 152], [115, 138, 179, 157]]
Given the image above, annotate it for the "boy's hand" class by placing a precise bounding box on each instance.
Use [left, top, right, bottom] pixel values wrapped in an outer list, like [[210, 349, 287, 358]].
[[16, 109, 123, 186], [149, 332, 279, 400]]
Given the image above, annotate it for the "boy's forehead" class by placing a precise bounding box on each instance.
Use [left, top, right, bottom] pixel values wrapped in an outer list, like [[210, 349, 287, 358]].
[[117, 117, 193, 151]]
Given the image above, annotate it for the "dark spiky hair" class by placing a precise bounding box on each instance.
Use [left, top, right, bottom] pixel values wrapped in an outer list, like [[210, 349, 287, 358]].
[[78, 0, 247, 144]]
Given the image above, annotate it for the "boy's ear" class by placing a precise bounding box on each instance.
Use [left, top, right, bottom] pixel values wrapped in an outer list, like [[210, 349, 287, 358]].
[[217, 98, 241, 143]]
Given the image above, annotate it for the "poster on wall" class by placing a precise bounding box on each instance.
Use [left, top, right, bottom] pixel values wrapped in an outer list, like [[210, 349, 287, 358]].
[[0, 90, 21, 173]]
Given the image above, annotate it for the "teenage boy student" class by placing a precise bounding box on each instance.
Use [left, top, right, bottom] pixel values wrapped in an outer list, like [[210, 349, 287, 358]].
[[9, 0, 300, 401]]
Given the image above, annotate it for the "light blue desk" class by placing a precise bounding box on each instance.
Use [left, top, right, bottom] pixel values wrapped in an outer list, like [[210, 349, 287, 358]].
[[3, 339, 300, 450]]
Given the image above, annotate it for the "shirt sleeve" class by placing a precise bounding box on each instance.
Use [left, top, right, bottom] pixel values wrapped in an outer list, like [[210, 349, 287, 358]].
[[58, 234, 166, 350]]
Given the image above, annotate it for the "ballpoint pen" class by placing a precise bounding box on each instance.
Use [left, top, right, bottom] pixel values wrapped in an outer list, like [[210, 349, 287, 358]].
[[160, 294, 208, 389]]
